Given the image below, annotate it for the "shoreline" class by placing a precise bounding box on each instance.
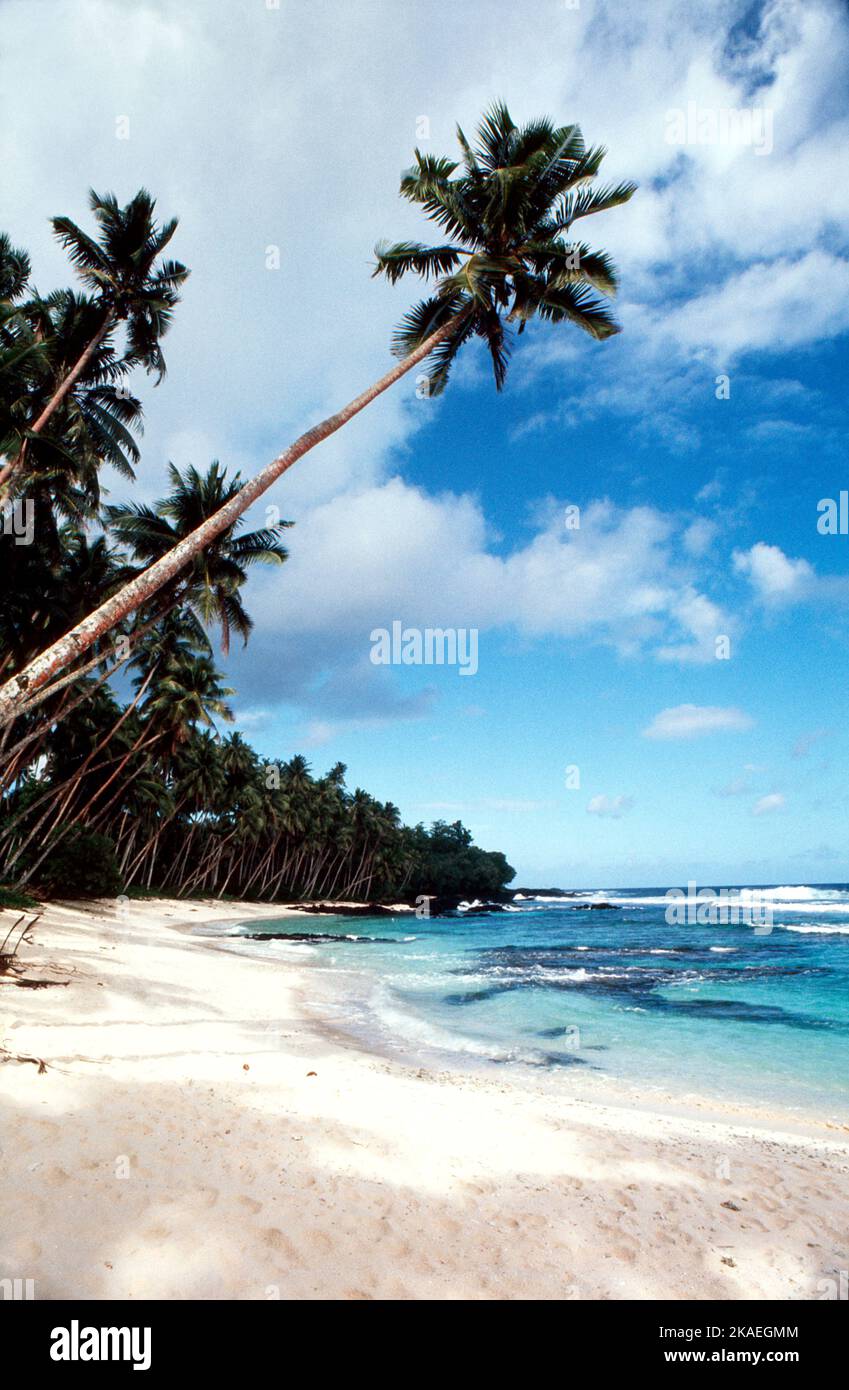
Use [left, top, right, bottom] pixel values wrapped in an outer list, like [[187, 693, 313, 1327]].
[[2, 896, 848, 1300], [219, 899, 849, 1140]]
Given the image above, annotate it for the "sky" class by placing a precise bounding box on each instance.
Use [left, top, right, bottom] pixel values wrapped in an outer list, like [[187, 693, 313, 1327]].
[[2, 0, 848, 886]]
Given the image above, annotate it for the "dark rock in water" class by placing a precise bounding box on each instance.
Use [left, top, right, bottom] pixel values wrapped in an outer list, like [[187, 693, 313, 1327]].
[[513, 887, 578, 899], [292, 901, 402, 918], [420, 895, 506, 917], [543, 1051, 591, 1068], [244, 929, 401, 943], [444, 987, 504, 1005], [583, 901, 615, 911]]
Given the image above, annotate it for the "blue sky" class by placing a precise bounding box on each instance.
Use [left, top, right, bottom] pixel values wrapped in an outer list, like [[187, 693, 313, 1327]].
[[2, 0, 848, 885]]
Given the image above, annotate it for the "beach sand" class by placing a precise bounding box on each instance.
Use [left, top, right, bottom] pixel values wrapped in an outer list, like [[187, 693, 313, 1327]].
[[2, 897, 848, 1301]]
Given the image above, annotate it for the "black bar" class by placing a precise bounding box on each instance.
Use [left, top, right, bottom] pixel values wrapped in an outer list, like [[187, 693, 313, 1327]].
[[3, 1297, 842, 1375]]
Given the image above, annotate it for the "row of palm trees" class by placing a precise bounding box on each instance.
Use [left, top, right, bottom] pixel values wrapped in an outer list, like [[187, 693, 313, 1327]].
[[0, 442, 510, 900], [1, 102, 632, 902], [0, 646, 433, 903]]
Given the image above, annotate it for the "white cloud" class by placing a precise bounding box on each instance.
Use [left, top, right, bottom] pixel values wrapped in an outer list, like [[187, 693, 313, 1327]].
[[586, 794, 634, 819], [655, 589, 730, 664], [682, 517, 718, 557], [662, 252, 849, 363], [643, 704, 754, 740], [733, 542, 814, 601], [229, 492, 739, 713], [752, 792, 786, 816]]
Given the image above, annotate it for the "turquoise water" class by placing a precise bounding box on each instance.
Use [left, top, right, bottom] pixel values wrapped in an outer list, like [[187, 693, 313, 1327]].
[[231, 884, 849, 1118]]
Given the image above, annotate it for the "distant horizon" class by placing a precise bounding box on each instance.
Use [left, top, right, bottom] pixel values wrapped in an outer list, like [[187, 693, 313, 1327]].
[[511, 878, 849, 892]]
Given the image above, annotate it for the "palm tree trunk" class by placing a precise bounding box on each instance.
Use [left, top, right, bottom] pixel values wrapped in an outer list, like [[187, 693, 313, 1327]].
[[0, 309, 115, 500], [0, 318, 460, 727], [125, 798, 187, 884], [9, 595, 174, 727]]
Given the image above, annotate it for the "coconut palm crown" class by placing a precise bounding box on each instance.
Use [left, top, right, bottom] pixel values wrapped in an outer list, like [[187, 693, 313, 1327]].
[[51, 188, 189, 380], [104, 460, 291, 655], [373, 102, 636, 395]]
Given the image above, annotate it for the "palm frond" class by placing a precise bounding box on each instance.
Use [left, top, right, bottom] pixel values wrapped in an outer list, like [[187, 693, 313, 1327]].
[[553, 180, 638, 230], [537, 281, 621, 339], [390, 290, 470, 361], [372, 241, 463, 284]]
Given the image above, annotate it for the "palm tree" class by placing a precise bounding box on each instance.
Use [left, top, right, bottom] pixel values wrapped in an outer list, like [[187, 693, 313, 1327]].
[[141, 649, 235, 754], [0, 458, 287, 761], [0, 105, 634, 726], [0, 235, 50, 436], [105, 460, 290, 655], [0, 188, 187, 499], [10, 289, 144, 513]]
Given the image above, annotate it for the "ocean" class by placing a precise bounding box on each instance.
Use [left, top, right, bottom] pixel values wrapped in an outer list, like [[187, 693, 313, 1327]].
[[225, 883, 849, 1119]]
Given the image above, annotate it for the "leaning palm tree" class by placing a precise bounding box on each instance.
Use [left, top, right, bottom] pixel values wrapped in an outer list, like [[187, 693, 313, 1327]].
[[0, 105, 634, 727], [0, 188, 187, 499]]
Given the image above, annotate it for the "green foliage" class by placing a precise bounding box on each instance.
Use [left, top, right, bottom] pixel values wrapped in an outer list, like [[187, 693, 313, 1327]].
[[51, 188, 189, 381], [0, 883, 39, 910], [374, 101, 635, 394], [2, 125, 615, 902], [37, 828, 123, 898], [406, 820, 516, 900], [105, 460, 291, 656]]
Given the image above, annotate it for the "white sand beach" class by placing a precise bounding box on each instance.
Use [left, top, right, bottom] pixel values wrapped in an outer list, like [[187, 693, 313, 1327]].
[[2, 897, 848, 1301]]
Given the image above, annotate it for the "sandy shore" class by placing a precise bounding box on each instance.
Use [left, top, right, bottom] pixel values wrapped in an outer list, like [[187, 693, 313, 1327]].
[[2, 896, 848, 1301]]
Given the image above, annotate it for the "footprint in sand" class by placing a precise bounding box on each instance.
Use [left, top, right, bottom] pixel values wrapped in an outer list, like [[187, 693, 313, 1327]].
[[261, 1227, 302, 1262], [142, 1224, 172, 1242], [613, 1245, 637, 1264], [44, 1165, 71, 1184]]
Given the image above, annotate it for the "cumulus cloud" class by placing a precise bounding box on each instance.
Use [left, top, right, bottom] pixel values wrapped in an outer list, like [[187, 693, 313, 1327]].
[[643, 704, 754, 740], [662, 252, 849, 363], [733, 542, 815, 602], [752, 792, 786, 816], [224, 492, 740, 714], [682, 517, 718, 557]]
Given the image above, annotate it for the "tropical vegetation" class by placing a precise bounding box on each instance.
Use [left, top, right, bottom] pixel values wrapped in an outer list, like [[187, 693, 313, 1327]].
[[0, 103, 633, 727], [0, 102, 632, 904]]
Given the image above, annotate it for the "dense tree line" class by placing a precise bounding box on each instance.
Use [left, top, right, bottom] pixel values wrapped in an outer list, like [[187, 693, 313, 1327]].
[[0, 195, 514, 903]]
